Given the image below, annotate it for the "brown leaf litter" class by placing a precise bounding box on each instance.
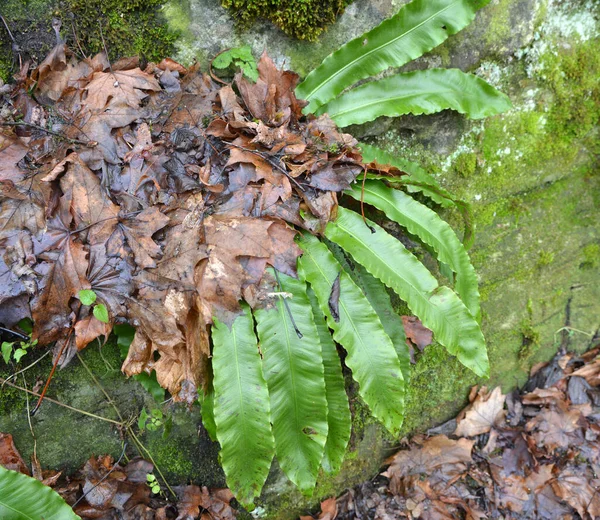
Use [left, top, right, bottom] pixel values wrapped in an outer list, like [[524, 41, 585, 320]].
[[0, 445, 236, 520], [304, 344, 600, 520], [0, 44, 396, 403]]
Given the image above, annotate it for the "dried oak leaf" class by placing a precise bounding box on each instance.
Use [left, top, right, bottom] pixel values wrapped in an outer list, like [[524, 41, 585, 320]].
[[571, 359, 600, 386], [235, 52, 306, 127], [31, 44, 93, 104], [383, 435, 474, 495], [454, 386, 506, 437], [175, 485, 236, 520]]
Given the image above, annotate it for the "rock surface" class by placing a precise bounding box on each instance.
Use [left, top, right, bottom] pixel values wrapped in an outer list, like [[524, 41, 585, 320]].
[[0, 0, 599, 518]]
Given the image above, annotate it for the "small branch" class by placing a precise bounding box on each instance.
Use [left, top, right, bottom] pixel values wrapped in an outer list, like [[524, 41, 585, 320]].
[[0, 326, 30, 341], [0, 377, 122, 425], [76, 353, 177, 499], [274, 269, 303, 339], [226, 141, 307, 191], [0, 121, 90, 146]]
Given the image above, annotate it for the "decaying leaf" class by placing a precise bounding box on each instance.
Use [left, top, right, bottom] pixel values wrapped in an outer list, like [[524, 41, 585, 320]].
[[0, 45, 362, 403], [454, 386, 506, 437]]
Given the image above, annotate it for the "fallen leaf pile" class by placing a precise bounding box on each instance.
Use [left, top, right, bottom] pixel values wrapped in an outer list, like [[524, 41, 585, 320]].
[[305, 344, 600, 520], [0, 44, 366, 401], [0, 435, 236, 519]]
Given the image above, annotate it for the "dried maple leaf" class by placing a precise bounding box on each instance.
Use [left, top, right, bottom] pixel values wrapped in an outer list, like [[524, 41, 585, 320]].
[[551, 466, 600, 519], [454, 386, 506, 437], [0, 132, 29, 183], [108, 207, 169, 269], [235, 52, 306, 127], [525, 407, 584, 452], [175, 485, 236, 520], [84, 68, 161, 111]]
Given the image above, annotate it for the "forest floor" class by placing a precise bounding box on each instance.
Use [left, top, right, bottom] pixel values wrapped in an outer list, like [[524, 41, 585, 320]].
[[305, 344, 600, 520], [2, 343, 600, 519]]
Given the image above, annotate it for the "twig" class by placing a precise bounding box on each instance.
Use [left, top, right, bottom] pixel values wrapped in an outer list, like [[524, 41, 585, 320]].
[[22, 374, 38, 463], [0, 14, 15, 42], [0, 121, 90, 146], [1, 350, 51, 387], [70, 18, 88, 60], [72, 442, 128, 508], [98, 24, 113, 74], [226, 141, 307, 191], [76, 353, 177, 499], [274, 269, 303, 339], [0, 326, 30, 340], [31, 328, 74, 415], [0, 377, 122, 425]]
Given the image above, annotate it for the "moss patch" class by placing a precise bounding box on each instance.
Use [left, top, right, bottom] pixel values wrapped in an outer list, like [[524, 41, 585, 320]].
[[64, 0, 178, 62], [0, 0, 178, 81], [221, 0, 353, 41]]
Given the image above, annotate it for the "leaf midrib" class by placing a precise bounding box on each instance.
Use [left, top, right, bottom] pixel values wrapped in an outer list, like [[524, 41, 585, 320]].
[[276, 296, 302, 463], [304, 0, 461, 103], [335, 218, 486, 371], [328, 87, 456, 119], [301, 248, 378, 381]]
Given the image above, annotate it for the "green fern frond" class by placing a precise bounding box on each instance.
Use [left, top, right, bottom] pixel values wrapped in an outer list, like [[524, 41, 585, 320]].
[[317, 69, 512, 127], [345, 181, 481, 321], [253, 272, 329, 495], [359, 143, 475, 248], [0, 465, 80, 520], [325, 208, 489, 377], [296, 0, 491, 113], [359, 143, 456, 208], [297, 234, 406, 434], [212, 305, 275, 508], [328, 242, 411, 382], [307, 288, 352, 475]]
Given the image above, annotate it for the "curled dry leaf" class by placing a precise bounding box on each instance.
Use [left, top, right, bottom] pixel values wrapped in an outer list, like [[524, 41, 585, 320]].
[[0, 44, 362, 402]]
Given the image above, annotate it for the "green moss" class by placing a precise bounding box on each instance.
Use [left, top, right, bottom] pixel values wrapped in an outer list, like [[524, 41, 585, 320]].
[[482, 0, 513, 50], [221, 0, 353, 41], [536, 250, 555, 268], [64, 0, 178, 62], [453, 152, 478, 178], [400, 343, 478, 434], [581, 243, 600, 269]]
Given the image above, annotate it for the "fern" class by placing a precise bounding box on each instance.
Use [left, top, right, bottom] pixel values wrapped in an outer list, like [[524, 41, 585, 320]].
[[127, 0, 509, 507], [317, 69, 511, 127], [325, 208, 489, 377], [296, 0, 492, 113], [253, 271, 329, 495], [344, 181, 481, 321], [211, 305, 274, 508], [0, 465, 80, 520]]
